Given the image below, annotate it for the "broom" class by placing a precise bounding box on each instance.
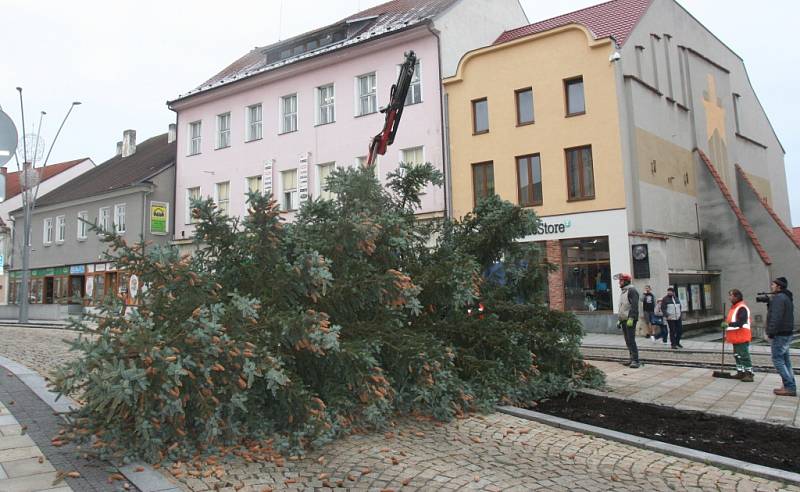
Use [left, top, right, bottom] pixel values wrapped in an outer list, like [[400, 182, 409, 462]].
[[712, 302, 736, 378]]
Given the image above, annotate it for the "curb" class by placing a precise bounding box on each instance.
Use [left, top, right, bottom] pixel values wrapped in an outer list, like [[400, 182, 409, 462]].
[[0, 355, 180, 492], [497, 405, 800, 486]]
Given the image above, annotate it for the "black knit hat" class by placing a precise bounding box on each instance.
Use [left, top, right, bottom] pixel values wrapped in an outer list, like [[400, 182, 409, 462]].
[[773, 277, 788, 289]]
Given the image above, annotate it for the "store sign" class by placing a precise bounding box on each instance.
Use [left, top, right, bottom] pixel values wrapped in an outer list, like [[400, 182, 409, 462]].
[[533, 219, 572, 235], [0, 254, 4, 270], [150, 201, 169, 235], [298, 152, 310, 201], [129, 274, 139, 298], [263, 159, 274, 196], [70, 265, 86, 275]]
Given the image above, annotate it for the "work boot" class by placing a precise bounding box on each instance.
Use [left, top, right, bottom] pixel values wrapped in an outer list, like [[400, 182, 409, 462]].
[[628, 361, 640, 369], [774, 387, 797, 396], [741, 372, 754, 383], [619, 360, 632, 367], [732, 371, 745, 379]]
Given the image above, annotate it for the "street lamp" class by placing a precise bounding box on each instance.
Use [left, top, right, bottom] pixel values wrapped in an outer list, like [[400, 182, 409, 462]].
[[16, 94, 81, 323]]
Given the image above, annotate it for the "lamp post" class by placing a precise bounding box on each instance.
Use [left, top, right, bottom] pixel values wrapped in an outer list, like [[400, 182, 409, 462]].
[[16, 97, 80, 323]]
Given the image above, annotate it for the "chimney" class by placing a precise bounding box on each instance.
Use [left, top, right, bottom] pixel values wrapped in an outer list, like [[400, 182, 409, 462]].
[[168, 123, 177, 143], [122, 129, 136, 157], [116, 141, 123, 156]]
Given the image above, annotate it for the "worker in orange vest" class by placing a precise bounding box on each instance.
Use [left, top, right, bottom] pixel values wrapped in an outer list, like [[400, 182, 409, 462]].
[[721, 289, 753, 382]]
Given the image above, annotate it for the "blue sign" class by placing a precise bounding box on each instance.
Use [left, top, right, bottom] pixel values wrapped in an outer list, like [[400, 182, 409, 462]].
[[69, 265, 86, 274], [0, 254, 4, 270]]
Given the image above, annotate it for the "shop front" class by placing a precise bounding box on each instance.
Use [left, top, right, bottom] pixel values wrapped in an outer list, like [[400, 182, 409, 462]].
[[8, 262, 136, 307], [521, 209, 630, 333]]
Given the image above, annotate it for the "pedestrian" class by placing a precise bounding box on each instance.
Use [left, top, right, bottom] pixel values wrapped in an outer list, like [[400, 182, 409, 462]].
[[722, 289, 754, 382], [642, 285, 656, 341], [662, 287, 683, 349], [616, 273, 640, 368], [653, 299, 669, 344], [766, 277, 796, 397]]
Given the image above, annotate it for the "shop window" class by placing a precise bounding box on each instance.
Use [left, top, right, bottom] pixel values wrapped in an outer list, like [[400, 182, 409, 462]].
[[561, 237, 611, 312], [565, 145, 595, 200], [472, 161, 494, 207], [517, 154, 542, 206]]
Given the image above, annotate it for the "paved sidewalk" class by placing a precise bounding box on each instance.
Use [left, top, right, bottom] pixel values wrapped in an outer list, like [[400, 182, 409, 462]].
[[590, 360, 800, 428], [0, 400, 72, 492], [583, 333, 799, 356]]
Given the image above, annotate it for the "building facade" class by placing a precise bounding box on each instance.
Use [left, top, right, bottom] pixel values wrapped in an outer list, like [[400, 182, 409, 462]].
[[6, 130, 176, 320], [445, 0, 798, 332], [168, 0, 528, 248]]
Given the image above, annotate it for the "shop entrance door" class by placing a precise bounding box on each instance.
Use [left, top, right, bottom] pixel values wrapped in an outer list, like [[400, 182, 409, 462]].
[[44, 277, 54, 304], [69, 276, 85, 304]]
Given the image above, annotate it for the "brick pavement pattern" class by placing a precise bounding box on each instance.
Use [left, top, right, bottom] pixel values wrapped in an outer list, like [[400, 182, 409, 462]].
[[164, 413, 800, 491], [591, 360, 800, 428], [0, 327, 83, 379]]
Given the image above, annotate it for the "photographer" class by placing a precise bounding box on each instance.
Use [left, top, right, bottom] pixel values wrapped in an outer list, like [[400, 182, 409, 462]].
[[764, 277, 796, 397]]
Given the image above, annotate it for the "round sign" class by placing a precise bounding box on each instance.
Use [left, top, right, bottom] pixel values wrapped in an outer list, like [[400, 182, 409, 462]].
[[0, 110, 18, 168], [129, 274, 139, 298]]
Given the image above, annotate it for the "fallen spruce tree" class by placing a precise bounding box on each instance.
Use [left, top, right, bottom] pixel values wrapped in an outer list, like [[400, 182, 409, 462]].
[[52, 163, 603, 463]]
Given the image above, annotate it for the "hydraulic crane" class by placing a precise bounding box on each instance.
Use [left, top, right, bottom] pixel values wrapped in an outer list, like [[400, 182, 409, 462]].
[[365, 50, 417, 168]]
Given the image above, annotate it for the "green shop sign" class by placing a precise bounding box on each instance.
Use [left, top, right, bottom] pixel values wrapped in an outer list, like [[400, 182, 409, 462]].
[[10, 267, 69, 278]]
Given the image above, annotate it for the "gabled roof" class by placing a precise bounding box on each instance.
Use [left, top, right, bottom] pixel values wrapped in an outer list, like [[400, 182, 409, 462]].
[[5, 158, 90, 201], [170, 0, 458, 103], [494, 0, 651, 46], [33, 133, 176, 209], [735, 164, 800, 250], [697, 150, 771, 265]]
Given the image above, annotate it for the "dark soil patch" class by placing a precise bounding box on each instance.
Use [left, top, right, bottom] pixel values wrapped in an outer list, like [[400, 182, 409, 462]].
[[530, 392, 800, 474]]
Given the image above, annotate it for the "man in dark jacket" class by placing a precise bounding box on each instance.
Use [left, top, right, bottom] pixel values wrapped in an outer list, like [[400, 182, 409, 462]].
[[616, 273, 640, 368], [767, 277, 796, 396]]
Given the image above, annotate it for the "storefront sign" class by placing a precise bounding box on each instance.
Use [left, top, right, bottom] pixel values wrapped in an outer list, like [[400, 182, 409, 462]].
[[263, 159, 274, 196], [95, 263, 106, 272], [129, 274, 139, 298], [298, 152, 310, 201], [532, 219, 572, 235], [0, 254, 4, 271], [70, 265, 86, 275], [703, 284, 713, 309], [150, 201, 169, 235]]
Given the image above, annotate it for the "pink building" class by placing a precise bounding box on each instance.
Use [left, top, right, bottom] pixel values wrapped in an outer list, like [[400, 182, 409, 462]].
[[168, 0, 527, 244]]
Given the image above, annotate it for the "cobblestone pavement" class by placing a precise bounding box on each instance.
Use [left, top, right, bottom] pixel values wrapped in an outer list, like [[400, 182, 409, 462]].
[[163, 413, 800, 492], [589, 360, 800, 428], [0, 326, 83, 379]]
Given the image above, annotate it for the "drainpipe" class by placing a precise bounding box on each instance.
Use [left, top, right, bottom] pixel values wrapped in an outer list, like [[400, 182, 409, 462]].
[[426, 21, 451, 218]]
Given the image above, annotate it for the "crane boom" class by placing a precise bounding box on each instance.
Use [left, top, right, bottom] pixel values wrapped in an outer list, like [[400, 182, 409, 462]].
[[366, 50, 417, 168]]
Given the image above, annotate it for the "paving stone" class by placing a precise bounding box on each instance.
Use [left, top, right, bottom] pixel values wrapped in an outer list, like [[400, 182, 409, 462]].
[[2, 455, 57, 478]]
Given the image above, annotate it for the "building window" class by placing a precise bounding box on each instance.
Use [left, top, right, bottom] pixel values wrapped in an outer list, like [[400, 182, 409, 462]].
[[77, 211, 88, 240], [515, 88, 534, 125], [99, 207, 110, 232], [317, 84, 335, 125], [562, 237, 611, 312], [56, 215, 65, 242], [357, 73, 377, 116], [401, 146, 424, 167], [517, 154, 542, 206], [281, 94, 297, 133], [188, 121, 202, 155], [404, 62, 422, 105], [317, 163, 335, 200], [281, 169, 298, 211], [472, 161, 494, 206], [565, 145, 595, 200], [565, 76, 585, 116], [43, 218, 53, 244], [186, 187, 201, 224], [247, 104, 262, 141], [114, 204, 126, 233], [472, 98, 489, 134], [215, 181, 230, 216], [216, 112, 231, 149], [246, 176, 262, 195]]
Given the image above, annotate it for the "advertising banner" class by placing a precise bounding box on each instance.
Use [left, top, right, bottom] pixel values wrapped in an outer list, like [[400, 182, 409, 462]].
[[150, 201, 169, 235]]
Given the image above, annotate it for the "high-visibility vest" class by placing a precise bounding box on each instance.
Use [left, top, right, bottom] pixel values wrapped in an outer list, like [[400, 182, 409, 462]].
[[725, 301, 751, 344]]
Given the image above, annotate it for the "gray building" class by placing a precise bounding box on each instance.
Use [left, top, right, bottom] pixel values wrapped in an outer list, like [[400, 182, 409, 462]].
[[6, 129, 176, 319]]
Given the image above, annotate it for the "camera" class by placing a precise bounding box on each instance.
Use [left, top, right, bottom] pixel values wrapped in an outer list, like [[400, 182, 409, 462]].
[[756, 292, 773, 303]]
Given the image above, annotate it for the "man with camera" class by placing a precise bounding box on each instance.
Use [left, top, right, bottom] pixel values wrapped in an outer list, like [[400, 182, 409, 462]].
[[761, 277, 796, 397]]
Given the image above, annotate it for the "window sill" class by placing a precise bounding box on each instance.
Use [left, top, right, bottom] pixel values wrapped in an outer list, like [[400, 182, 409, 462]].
[[565, 111, 586, 118], [77, 237, 87, 242], [472, 130, 489, 136], [567, 195, 596, 202], [56, 241, 64, 246], [520, 202, 543, 207], [355, 111, 377, 118], [406, 99, 422, 106], [280, 209, 298, 213], [44, 243, 52, 247], [214, 145, 230, 151], [245, 137, 263, 143], [314, 121, 336, 127], [279, 129, 297, 136], [516, 121, 535, 127], [187, 152, 202, 157]]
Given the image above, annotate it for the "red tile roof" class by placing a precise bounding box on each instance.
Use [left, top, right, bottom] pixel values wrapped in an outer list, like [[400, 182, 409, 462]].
[[735, 164, 800, 250], [4, 158, 89, 200], [494, 0, 651, 46], [794, 227, 800, 244], [697, 150, 771, 265]]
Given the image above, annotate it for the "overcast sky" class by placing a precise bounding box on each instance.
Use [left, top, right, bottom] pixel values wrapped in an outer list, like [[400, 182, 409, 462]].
[[1, 0, 798, 224]]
